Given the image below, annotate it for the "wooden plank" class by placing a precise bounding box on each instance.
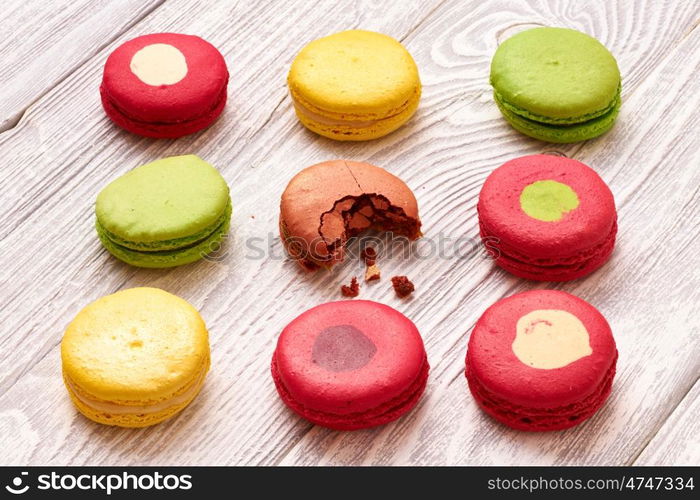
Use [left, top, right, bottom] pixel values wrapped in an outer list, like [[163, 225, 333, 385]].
[[0, 0, 446, 466], [0, 0, 165, 131], [635, 380, 700, 466], [279, 1, 700, 465], [0, 0, 697, 466]]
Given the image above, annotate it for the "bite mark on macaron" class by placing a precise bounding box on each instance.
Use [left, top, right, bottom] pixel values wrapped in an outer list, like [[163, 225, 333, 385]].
[[280, 160, 421, 270]]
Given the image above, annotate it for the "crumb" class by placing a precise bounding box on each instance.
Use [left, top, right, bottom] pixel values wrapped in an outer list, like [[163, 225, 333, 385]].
[[251, 215, 255, 219], [365, 264, 381, 282], [341, 277, 360, 297], [361, 246, 377, 266], [391, 276, 414, 298]]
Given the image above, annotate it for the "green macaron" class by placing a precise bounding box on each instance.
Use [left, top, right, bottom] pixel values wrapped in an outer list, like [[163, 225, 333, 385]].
[[490, 27, 621, 143], [96, 155, 231, 268]]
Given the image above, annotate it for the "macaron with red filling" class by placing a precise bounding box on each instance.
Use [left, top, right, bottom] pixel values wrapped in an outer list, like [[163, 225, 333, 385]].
[[271, 300, 429, 430], [465, 290, 618, 431], [100, 33, 229, 138], [478, 154, 617, 281]]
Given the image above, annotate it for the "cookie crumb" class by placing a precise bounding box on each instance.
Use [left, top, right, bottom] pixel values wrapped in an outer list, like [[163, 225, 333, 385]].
[[361, 246, 377, 266], [365, 265, 381, 282], [391, 276, 414, 298], [341, 277, 360, 297]]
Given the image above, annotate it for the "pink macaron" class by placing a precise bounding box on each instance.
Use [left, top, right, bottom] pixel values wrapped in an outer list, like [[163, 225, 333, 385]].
[[466, 290, 618, 431], [100, 33, 228, 138], [478, 154, 617, 281], [271, 300, 429, 430]]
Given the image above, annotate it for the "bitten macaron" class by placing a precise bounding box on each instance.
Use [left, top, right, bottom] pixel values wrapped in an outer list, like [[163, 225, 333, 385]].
[[280, 160, 421, 270], [478, 154, 617, 281], [272, 300, 429, 430], [288, 30, 421, 141], [465, 290, 617, 431], [61, 287, 210, 427], [101, 33, 228, 138], [96, 155, 232, 268], [490, 27, 621, 143]]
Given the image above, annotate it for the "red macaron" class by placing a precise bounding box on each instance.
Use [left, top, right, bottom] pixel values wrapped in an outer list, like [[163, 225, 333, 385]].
[[465, 290, 617, 431], [272, 300, 429, 430], [100, 33, 228, 138], [478, 154, 617, 281]]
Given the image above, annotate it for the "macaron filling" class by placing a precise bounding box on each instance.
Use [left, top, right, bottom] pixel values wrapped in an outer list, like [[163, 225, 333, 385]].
[[494, 84, 621, 126], [97, 201, 231, 268], [97, 199, 231, 252], [290, 89, 419, 129], [494, 89, 621, 143], [282, 194, 420, 270], [63, 358, 208, 416]]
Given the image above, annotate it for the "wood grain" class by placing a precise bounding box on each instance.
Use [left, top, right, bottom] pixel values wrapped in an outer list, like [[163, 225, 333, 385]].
[[0, 0, 165, 131], [279, 0, 700, 465], [635, 380, 700, 466], [0, 0, 698, 466], [0, 0, 447, 466]]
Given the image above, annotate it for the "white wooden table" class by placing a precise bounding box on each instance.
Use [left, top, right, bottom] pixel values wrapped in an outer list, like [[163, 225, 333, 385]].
[[0, 0, 698, 466]]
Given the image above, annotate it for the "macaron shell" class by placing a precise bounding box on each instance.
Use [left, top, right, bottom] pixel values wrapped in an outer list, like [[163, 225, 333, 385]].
[[288, 30, 420, 117], [96, 155, 230, 245], [490, 27, 620, 121], [274, 300, 427, 415], [101, 33, 228, 124], [466, 290, 617, 409], [487, 219, 617, 281], [272, 352, 428, 430], [478, 154, 616, 259], [61, 288, 210, 402]]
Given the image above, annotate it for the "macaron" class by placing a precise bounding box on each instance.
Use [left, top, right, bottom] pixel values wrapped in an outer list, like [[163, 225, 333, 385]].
[[490, 27, 621, 143], [465, 290, 617, 431], [61, 287, 210, 427], [478, 154, 617, 281], [272, 300, 429, 430], [279, 160, 421, 270], [96, 154, 232, 268], [288, 30, 421, 141], [101, 33, 228, 138]]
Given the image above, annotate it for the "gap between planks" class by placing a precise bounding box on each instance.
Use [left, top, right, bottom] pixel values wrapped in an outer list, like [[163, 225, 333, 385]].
[[0, 0, 168, 135]]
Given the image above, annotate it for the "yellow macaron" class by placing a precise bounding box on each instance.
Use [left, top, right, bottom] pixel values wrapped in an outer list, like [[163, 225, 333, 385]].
[[61, 287, 210, 428], [288, 30, 421, 141]]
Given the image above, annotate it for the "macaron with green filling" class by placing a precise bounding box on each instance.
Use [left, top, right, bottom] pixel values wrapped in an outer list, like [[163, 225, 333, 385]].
[[96, 155, 231, 268], [490, 27, 621, 143]]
